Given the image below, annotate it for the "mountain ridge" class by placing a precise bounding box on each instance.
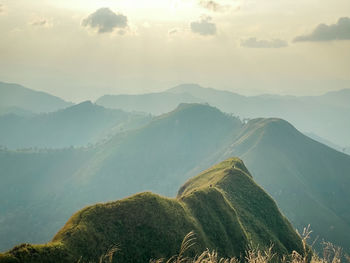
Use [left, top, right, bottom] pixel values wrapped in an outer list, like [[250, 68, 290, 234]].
[[0, 158, 304, 263], [0, 82, 72, 113], [0, 103, 349, 253]]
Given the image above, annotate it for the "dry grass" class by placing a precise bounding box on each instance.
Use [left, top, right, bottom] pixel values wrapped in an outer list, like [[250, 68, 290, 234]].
[[149, 226, 349, 263], [92, 226, 348, 263]]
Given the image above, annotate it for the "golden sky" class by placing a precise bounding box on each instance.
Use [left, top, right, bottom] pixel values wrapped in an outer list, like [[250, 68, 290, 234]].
[[0, 0, 350, 101]]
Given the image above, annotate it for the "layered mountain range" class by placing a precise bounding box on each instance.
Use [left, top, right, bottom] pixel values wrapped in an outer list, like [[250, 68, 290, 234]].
[[0, 103, 349, 254]]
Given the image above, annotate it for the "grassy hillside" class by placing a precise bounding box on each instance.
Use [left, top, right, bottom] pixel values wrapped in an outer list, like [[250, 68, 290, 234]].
[[0, 101, 151, 149], [0, 104, 242, 251], [0, 158, 303, 263], [1, 103, 349, 254], [215, 118, 350, 252], [0, 82, 72, 113]]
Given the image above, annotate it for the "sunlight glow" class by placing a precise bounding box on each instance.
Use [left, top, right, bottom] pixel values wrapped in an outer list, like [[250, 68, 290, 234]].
[[51, 0, 200, 21]]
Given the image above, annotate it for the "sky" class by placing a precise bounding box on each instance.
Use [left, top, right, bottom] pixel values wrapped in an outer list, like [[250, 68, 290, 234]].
[[0, 0, 350, 102]]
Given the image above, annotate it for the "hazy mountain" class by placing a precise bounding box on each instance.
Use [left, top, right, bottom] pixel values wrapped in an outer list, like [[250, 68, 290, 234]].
[[96, 83, 350, 147], [168, 84, 350, 147], [305, 132, 350, 155], [0, 158, 303, 263], [0, 104, 349, 253], [0, 82, 72, 113], [96, 91, 203, 115], [0, 104, 242, 250], [0, 106, 34, 117], [0, 101, 152, 149]]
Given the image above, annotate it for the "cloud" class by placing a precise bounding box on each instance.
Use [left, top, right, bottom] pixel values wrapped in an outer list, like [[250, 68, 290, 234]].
[[168, 28, 179, 35], [82, 8, 128, 34], [190, 16, 216, 36], [294, 17, 350, 42], [240, 37, 288, 48], [199, 0, 230, 12], [30, 19, 50, 27]]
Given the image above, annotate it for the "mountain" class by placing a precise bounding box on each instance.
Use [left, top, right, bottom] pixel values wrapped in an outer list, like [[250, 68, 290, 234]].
[[0, 106, 34, 117], [0, 104, 242, 251], [0, 104, 349, 253], [0, 158, 304, 263], [168, 84, 350, 147], [95, 91, 203, 115], [0, 101, 151, 149], [305, 132, 350, 155], [96, 83, 350, 147], [0, 82, 72, 113], [216, 118, 350, 252]]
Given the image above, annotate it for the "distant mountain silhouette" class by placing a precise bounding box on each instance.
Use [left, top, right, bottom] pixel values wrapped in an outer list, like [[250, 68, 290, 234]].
[[96, 83, 350, 147], [0, 101, 151, 149], [0, 82, 72, 113], [96, 91, 202, 115]]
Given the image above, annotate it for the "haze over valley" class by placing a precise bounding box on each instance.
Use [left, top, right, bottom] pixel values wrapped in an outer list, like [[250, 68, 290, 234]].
[[0, 1, 349, 262]]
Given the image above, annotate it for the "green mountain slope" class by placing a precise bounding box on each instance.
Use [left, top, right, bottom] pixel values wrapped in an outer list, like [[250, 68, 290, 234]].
[[215, 118, 350, 252], [0, 158, 303, 263], [0, 104, 242, 251], [0, 101, 151, 149], [0, 82, 72, 113], [0, 104, 349, 253]]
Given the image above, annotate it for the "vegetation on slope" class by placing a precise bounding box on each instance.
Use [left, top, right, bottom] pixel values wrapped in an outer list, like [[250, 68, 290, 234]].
[[216, 118, 350, 253], [1, 103, 350, 254], [0, 158, 303, 263]]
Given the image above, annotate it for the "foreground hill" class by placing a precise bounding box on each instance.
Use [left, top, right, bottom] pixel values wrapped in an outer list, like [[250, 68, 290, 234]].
[[0, 101, 151, 149], [0, 104, 242, 250], [0, 82, 72, 113], [0, 104, 349, 253], [0, 158, 303, 263]]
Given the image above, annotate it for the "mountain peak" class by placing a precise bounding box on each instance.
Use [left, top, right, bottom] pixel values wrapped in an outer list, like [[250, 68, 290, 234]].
[[178, 158, 251, 198], [167, 83, 216, 94]]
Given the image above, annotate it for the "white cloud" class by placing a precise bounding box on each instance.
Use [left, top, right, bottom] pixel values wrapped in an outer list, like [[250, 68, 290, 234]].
[[294, 17, 350, 42], [241, 37, 288, 48], [190, 15, 216, 36], [82, 8, 128, 34], [199, 0, 231, 12]]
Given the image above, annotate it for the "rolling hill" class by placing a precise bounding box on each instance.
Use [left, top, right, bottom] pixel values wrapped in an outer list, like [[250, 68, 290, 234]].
[[0, 158, 303, 263], [212, 118, 350, 252], [0, 101, 151, 149], [96, 84, 350, 148], [0, 103, 349, 253], [0, 82, 72, 113]]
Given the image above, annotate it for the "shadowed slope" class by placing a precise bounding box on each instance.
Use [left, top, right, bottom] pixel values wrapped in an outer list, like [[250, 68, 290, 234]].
[[0, 158, 303, 263], [219, 118, 350, 252]]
